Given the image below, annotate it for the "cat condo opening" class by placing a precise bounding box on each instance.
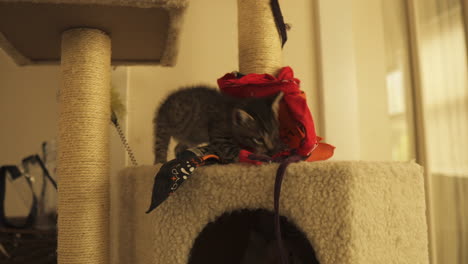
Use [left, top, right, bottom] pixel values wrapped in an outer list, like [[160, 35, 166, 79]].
[[188, 209, 318, 264]]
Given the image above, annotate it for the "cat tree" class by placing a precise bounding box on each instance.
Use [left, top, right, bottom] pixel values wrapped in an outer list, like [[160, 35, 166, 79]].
[[0, 0, 429, 263]]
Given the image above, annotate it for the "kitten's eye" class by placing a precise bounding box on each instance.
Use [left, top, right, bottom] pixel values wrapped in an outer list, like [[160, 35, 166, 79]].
[[252, 138, 262, 145]]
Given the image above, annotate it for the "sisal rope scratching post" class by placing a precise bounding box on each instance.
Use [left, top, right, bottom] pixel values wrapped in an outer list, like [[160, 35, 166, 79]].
[[58, 28, 111, 264], [238, 0, 282, 75]]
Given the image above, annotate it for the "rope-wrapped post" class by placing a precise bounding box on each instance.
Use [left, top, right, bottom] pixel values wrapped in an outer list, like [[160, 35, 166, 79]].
[[238, 0, 282, 74], [238, 1, 289, 263], [58, 28, 111, 264]]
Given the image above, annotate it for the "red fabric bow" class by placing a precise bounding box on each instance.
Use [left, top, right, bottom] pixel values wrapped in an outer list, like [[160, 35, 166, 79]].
[[218, 66, 334, 162]]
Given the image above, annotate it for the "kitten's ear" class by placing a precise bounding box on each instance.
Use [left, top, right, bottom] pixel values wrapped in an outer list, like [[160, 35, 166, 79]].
[[233, 109, 255, 127], [271, 91, 284, 118]]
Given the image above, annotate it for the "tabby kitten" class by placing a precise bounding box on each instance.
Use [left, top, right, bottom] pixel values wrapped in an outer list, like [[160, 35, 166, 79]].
[[153, 86, 284, 164]]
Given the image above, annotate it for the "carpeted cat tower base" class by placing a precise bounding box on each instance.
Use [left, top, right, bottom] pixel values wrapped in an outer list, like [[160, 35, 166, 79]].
[[115, 161, 429, 263]]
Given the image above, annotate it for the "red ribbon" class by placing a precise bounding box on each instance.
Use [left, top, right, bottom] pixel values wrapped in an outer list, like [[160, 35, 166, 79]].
[[218, 66, 334, 161]]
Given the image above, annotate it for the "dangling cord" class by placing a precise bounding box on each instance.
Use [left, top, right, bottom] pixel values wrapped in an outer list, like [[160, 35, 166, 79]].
[[274, 155, 303, 264], [270, 0, 289, 48], [248, 153, 303, 264], [111, 111, 138, 167]]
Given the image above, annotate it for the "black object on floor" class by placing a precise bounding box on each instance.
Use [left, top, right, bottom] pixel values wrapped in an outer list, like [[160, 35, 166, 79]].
[[0, 225, 56, 264]]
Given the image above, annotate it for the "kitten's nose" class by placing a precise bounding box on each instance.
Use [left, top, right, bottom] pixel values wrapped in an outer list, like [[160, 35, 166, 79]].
[[264, 139, 275, 154], [267, 148, 277, 157]]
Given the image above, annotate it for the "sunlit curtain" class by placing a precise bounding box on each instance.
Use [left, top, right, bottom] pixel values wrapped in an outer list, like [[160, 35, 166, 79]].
[[412, 0, 468, 263]]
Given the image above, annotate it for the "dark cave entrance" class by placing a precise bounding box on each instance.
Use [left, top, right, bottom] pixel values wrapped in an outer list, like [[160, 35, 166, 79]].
[[188, 209, 320, 264]]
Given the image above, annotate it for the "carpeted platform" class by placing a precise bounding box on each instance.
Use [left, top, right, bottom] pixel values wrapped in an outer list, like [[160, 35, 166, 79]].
[[113, 161, 429, 264]]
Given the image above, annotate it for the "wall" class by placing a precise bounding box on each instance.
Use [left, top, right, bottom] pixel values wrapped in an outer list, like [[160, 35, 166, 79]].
[[352, 0, 392, 160], [127, 0, 322, 165], [317, 0, 392, 161], [0, 49, 128, 218], [0, 51, 59, 164], [0, 50, 60, 217], [316, 0, 361, 160]]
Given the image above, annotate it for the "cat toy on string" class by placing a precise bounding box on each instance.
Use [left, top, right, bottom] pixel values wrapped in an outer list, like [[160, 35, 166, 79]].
[[111, 84, 139, 167], [146, 146, 220, 213]]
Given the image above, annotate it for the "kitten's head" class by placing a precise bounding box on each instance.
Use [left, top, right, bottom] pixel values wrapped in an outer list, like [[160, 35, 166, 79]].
[[232, 92, 284, 156]]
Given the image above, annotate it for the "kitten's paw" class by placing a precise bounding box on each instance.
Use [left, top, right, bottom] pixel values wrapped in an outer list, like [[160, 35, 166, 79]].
[[174, 143, 190, 157], [218, 151, 240, 164]]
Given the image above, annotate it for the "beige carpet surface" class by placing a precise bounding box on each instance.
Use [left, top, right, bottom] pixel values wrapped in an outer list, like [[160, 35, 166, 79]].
[[113, 161, 429, 264]]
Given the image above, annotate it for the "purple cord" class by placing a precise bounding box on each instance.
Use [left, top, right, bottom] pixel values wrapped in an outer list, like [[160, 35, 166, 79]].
[[248, 153, 304, 264]]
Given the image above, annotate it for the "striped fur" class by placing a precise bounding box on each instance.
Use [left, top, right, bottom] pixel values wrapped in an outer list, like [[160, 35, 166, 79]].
[[153, 85, 283, 164]]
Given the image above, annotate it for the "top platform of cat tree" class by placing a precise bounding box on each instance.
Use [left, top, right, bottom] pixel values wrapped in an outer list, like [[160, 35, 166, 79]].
[[0, 0, 188, 66]]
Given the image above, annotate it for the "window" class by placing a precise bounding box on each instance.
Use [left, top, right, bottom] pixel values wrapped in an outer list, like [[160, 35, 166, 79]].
[[383, 0, 468, 263]]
